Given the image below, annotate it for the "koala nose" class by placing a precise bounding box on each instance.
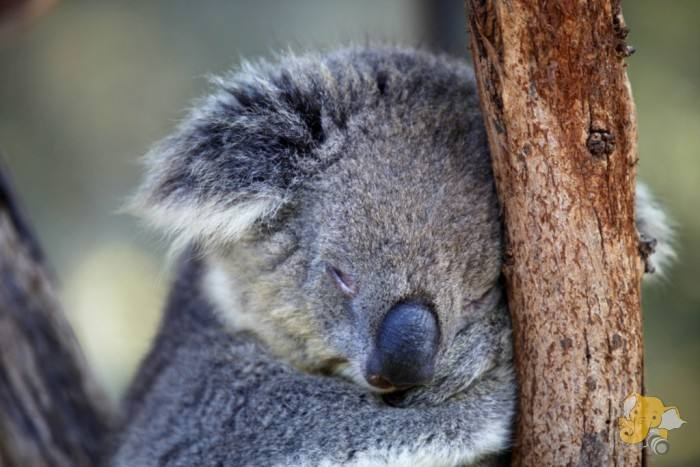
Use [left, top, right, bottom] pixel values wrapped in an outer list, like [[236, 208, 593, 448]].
[[366, 302, 439, 390]]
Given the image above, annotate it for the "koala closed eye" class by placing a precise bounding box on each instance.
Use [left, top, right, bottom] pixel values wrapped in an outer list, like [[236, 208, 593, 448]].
[[326, 263, 358, 296]]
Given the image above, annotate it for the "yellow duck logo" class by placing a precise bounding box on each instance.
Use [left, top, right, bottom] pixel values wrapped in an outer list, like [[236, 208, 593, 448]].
[[618, 392, 686, 455]]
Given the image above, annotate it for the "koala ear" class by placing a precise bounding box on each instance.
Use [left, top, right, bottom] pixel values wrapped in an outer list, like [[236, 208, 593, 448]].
[[130, 59, 336, 249], [635, 183, 676, 278]]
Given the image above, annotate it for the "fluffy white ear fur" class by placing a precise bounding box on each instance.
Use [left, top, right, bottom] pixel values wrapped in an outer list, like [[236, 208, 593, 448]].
[[636, 183, 676, 278], [129, 195, 279, 252]]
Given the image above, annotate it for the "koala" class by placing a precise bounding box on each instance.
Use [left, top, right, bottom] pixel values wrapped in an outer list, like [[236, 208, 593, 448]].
[[110, 46, 673, 467]]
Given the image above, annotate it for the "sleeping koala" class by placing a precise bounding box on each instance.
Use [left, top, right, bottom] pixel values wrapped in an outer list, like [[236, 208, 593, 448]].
[[111, 46, 673, 467]]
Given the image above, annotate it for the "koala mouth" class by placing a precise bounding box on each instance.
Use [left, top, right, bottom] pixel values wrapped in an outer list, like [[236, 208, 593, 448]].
[[324, 358, 400, 393]]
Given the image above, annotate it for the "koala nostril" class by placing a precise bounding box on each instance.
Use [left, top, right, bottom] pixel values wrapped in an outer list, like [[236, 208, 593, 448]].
[[365, 301, 439, 390], [367, 374, 394, 390]]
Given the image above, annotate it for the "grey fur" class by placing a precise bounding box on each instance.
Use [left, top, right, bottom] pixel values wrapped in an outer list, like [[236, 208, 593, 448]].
[[115, 46, 672, 466], [111, 255, 514, 467]]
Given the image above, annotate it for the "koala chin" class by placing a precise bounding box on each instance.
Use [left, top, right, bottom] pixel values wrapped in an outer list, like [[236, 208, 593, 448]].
[[114, 46, 673, 467]]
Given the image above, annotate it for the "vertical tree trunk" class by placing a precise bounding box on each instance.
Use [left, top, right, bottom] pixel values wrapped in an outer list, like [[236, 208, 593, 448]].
[[466, 1, 644, 465], [0, 161, 108, 467]]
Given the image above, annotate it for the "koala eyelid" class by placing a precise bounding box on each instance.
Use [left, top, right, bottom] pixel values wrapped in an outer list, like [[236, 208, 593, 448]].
[[326, 264, 358, 297]]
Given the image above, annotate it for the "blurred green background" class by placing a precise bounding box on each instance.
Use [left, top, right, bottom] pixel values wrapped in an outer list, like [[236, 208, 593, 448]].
[[0, 1, 697, 465]]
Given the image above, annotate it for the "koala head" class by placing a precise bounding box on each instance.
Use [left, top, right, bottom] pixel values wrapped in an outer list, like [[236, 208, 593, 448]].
[[132, 46, 503, 392]]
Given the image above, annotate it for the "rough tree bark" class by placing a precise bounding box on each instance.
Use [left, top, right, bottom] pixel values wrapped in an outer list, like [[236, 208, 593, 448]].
[[0, 160, 108, 467], [466, 1, 644, 466]]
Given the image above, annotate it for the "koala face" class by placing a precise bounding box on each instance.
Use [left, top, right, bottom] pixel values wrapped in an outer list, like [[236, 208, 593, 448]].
[[292, 126, 502, 391], [133, 46, 503, 392]]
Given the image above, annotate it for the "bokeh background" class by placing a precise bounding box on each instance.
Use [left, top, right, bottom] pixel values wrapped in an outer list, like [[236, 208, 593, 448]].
[[0, 1, 697, 465]]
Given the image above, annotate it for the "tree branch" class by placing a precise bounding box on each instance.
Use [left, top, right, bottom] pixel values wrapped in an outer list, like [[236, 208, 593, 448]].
[[0, 159, 109, 467]]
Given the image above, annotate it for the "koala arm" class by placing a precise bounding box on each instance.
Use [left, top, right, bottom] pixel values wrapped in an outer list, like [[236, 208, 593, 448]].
[[111, 311, 515, 467]]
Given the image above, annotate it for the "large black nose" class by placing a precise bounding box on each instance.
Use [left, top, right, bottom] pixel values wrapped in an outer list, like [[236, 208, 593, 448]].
[[366, 302, 439, 390]]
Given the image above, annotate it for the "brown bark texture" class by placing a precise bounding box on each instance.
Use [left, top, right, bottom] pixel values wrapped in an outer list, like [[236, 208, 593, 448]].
[[466, 1, 644, 465], [0, 161, 108, 467]]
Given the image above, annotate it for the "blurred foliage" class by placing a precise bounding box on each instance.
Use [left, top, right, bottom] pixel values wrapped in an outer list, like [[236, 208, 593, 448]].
[[0, 1, 697, 465], [624, 4, 700, 466]]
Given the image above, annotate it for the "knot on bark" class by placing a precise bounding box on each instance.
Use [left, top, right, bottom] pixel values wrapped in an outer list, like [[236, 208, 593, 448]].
[[587, 129, 616, 158]]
